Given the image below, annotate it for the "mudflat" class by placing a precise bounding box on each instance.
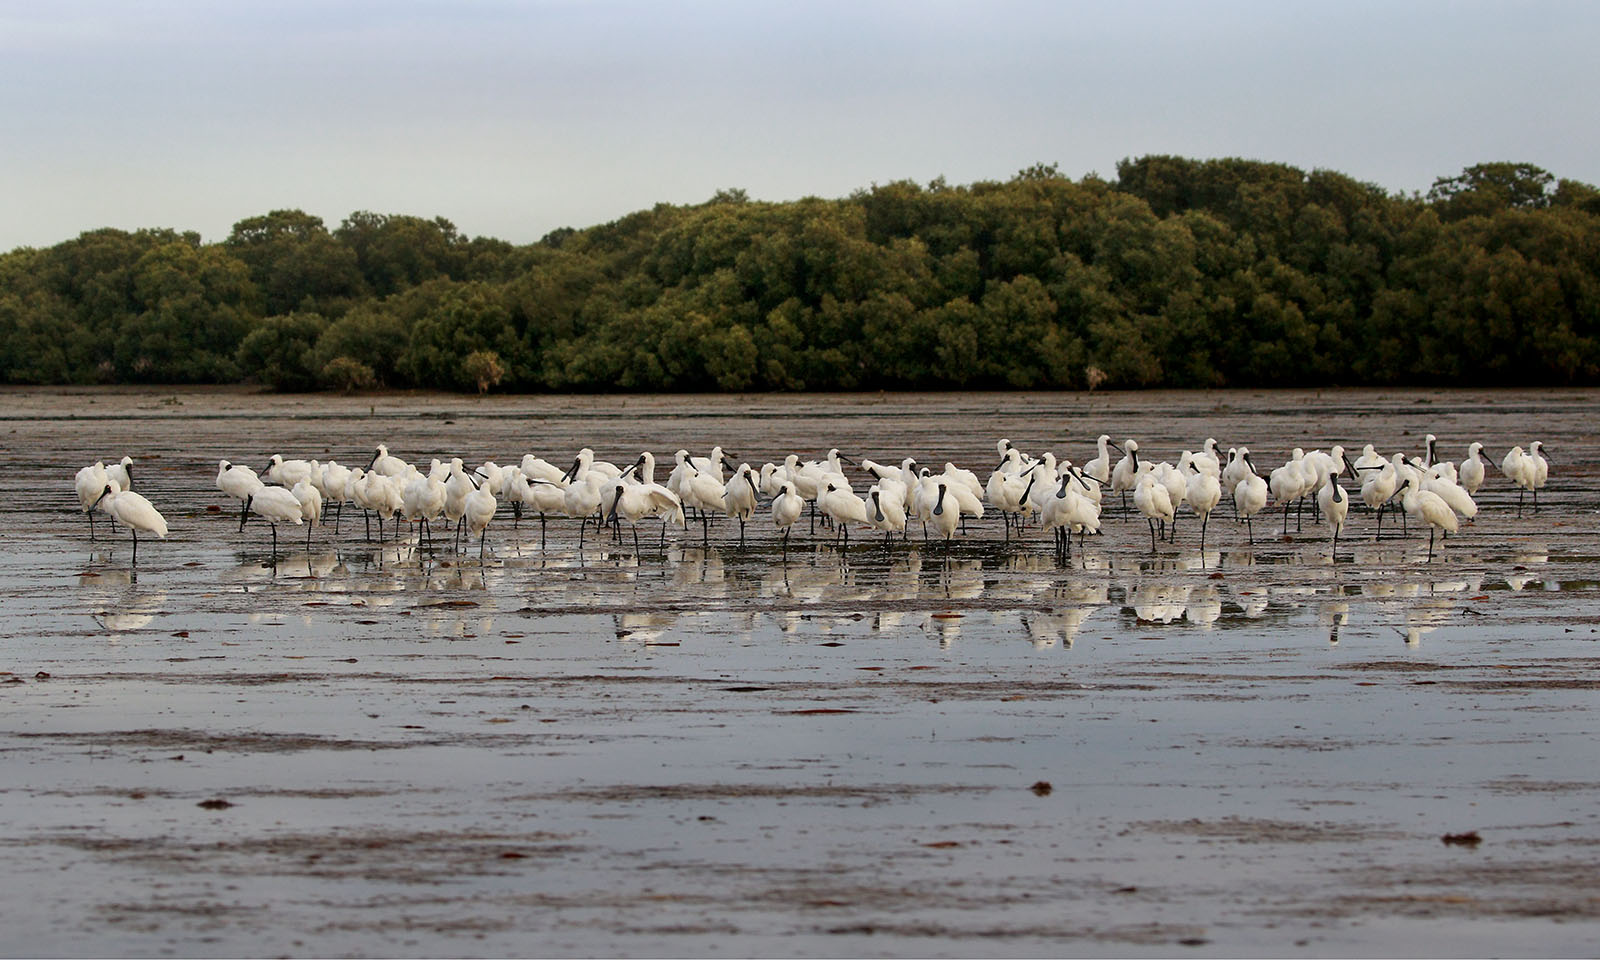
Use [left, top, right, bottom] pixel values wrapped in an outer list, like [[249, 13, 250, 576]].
[[2, 386, 1597, 957]]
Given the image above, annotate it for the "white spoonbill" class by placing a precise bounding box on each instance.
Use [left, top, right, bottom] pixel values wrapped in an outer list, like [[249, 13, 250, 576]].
[[369, 444, 409, 477], [217, 460, 265, 531], [1133, 472, 1175, 552], [1185, 460, 1222, 556], [1458, 442, 1487, 495], [928, 482, 961, 545], [1527, 441, 1550, 511], [1110, 440, 1141, 517], [463, 477, 498, 560], [605, 480, 685, 552], [105, 456, 134, 493], [89, 483, 166, 561], [74, 462, 110, 539], [722, 464, 761, 545], [291, 479, 322, 549], [1084, 435, 1114, 485], [772, 482, 804, 555], [819, 482, 870, 547], [1234, 457, 1269, 546], [1396, 477, 1457, 561], [243, 485, 302, 560], [1317, 478, 1350, 558], [867, 483, 908, 544], [264, 454, 314, 487]]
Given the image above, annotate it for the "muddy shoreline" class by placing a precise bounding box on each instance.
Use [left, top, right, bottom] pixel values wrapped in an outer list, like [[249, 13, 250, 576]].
[[2, 387, 1597, 957]]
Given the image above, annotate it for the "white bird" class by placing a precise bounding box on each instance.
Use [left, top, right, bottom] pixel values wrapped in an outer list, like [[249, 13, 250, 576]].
[[291, 478, 322, 548], [681, 464, 728, 542], [1021, 456, 1059, 518], [563, 472, 609, 547], [1221, 447, 1250, 515], [443, 459, 476, 544], [666, 449, 699, 504], [605, 479, 685, 551], [243, 485, 303, 559], [264, 454, 314, 488], [1154, 459, 1188, 523], [1423, 468, 1477, 523], [690, 445, 735, 483], [1185, 460, 1222, 556], [722, 464, 761, 545], [464, 479, 498, 559], [1133, 472, 1175, 552], [1396, 477, 1458, 561], [1269, 448, 1313, 535], [819, 481, 870, 546], [1526, 440, 1550, 512], [402, 469, 447, 548], [866, 483, 908, 542], [1353, 444, 1386, 473], [75, 461, 110, 539], [1042, 470, 1100, 560], [369, 444, 409, 477], [581, 447, 624, 480], [939, 462, 984, 504], [995, 440, 1029, 475], [361, 471, 404, 541], [105, 455, 134, 493], [88, 483, 166, 561], [518, 454, 567, 485], [1084, 435, 1114, 485], [862, 457, 915, 488], [217, 459, 265, 531], [772, 482, 804, 554], [1458, 442, 1487, 495], [1317, 478, 1350, 558], [927, 481, 961, 545], [986, 454, 1032, 536], [938, 467, 985, 521], [758, 461, 787, 498], [1234, 456, 1269, 545], [507, 469, 566, 546], [1360, 457, 1400, 539], [1110, 440, 1141, 516], [321, 460, 354, 532], [1501, 445, 1530, 508]]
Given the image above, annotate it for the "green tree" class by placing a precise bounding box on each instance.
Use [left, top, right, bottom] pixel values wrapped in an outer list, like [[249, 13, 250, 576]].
[[1427, 163, 1556, 220], [321, 355, 377, 392], [336, 211, 468, 297], [462, 349, 506, 394], [401, 283, 525, 390], [226, 210, 365, 315], [314, 303, 408, 387], [237, 312, 327, 390]]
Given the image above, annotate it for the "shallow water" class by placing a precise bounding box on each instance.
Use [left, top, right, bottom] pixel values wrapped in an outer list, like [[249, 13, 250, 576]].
[[2, 387, 1598, 957]]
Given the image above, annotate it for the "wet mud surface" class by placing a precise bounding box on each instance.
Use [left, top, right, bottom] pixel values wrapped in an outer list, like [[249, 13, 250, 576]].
[[2, 386, 1598, 956]]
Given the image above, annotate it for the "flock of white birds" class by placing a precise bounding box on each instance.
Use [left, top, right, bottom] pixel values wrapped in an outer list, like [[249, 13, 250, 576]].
[[70, 433, 1552, 564]]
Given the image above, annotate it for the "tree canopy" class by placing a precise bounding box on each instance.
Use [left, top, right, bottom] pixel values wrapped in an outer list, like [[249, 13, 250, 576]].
[[3, 157, 1597, 391]]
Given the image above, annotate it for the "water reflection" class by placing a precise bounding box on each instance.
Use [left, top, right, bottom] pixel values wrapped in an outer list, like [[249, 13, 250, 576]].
[[88, 523, 1588, 657], [94, 592, 167, 635]]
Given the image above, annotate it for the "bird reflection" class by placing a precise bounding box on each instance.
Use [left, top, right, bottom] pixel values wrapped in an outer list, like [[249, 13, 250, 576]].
[[1131, 583, 1190, 624], [1186, 585, 1222, 627], [921, 613, 961, 647], [94, 591, 168, 635], [615, 612, 677, 644]]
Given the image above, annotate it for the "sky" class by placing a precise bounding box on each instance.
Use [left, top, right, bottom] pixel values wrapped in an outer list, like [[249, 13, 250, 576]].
[[3, 0, 1598, 251]]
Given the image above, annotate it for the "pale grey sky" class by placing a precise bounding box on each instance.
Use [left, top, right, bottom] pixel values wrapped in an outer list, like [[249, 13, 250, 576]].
[[3, 0, 1596, 251]]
